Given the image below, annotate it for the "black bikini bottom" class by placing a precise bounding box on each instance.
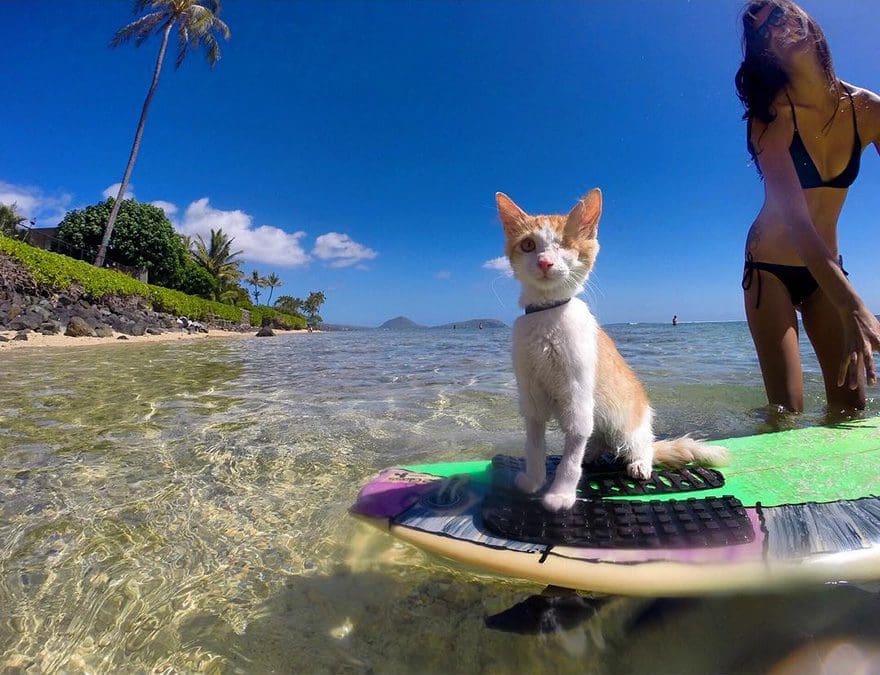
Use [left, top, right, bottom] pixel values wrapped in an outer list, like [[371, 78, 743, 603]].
[[741, 254, 847, 309]]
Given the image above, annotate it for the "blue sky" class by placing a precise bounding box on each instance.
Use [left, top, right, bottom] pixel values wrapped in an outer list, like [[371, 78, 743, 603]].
[[2, 1, 878, 327]]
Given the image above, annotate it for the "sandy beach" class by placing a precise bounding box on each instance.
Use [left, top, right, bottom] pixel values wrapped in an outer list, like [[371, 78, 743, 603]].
[[0, 327, 313, 350]]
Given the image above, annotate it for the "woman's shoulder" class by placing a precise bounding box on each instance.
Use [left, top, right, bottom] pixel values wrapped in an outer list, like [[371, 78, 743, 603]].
[[842, 82, 880, 114], [843, 82, 880, 141]]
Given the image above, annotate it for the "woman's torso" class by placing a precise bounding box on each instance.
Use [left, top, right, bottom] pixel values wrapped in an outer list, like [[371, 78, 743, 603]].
[[745, 86, 866, 264]]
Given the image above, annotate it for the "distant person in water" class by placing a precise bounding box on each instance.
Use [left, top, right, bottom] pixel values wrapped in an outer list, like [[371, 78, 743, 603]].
[[672, 315, 678, 326], [736, 0, 880, 412]]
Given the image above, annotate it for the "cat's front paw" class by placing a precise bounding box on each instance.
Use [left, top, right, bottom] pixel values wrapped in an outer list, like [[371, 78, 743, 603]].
[[515, 471, 544, 494], [542, 491, 576, 512], [627, 459, 653, 481]]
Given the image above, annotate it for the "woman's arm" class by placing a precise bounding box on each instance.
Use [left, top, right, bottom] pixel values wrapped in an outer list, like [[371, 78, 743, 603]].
[[752, 109, 880, 388]]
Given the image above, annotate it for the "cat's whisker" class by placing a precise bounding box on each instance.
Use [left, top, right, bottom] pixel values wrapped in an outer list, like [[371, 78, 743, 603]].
[[583, 276, 605, 305], [489, 274, 512, 310]]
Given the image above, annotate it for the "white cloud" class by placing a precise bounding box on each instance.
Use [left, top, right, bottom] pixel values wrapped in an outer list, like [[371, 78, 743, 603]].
[[102, 182, 135, 200], [150, 200, 178, 217], [177, 197, 309, 267], [0, 180, 72, 226], [483, 256, 513, 277], [312, 232, 378, 269]]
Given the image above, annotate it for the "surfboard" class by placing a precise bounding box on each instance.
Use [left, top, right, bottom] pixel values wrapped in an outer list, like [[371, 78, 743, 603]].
[[350, 416, 880, 596]]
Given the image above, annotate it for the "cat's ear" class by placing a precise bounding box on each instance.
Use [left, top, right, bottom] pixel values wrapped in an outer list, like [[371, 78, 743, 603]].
[[496, 192, 529, 238], [565, 188, 602, 240]]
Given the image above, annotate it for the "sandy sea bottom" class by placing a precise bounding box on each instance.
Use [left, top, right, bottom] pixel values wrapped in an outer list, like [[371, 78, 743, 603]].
[[0, 325, 878, 673]]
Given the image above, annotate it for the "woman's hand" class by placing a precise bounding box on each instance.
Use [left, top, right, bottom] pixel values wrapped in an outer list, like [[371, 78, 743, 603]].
[[838, 303, 880, 389]]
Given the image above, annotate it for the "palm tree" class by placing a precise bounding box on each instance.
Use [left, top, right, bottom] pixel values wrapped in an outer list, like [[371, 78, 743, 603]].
[[274, 295, 304, 316], [246, 270, 267, 304], [264, 273, 282, 305], [303, 291, 326, 325], [95, 0, 231, 268], [191, 228, 243, 300], [0, 203, 28, 239]]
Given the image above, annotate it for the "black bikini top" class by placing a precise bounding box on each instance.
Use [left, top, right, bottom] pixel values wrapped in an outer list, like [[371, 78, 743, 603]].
[[786, 86, 861, 190]]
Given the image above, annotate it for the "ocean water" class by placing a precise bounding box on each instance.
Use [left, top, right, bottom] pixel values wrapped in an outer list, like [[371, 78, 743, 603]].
[[0, 323, 878, 674]]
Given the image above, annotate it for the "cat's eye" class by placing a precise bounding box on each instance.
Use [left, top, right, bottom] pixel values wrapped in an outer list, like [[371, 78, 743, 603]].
[[520, 238, 536, 253]]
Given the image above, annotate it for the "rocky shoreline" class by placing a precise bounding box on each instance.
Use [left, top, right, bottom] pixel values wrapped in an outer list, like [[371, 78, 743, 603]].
[[0, 253, 254, 344]]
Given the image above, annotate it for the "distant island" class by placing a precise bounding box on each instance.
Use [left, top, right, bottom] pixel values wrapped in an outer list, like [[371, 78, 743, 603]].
[[379, 316, 422, 330], [377, 316, 507, 330]]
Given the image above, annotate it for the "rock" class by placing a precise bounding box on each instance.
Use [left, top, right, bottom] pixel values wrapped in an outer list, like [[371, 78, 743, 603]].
[[13, 331, 28, 341], [40, 321, 62, 335], [117, 335, 128, 340], [65, 316, 96, 337], [31, 304, 52, 321], [94, 325, 114, 338], [129, 321, 147, 336], [0, 335, 10, 342], [256, 326, 275, 337], [9, 313, 42, 331], [146, 327, 163, 335]]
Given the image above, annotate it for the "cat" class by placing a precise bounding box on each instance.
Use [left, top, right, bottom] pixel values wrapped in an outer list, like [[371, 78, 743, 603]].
[[496, 188, 728, 512]]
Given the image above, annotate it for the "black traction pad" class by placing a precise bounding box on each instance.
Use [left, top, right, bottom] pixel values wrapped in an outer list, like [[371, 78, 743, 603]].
[[490, 454, 726, 499], [482, 493, 755, 548], [482, 455, 754, 548]]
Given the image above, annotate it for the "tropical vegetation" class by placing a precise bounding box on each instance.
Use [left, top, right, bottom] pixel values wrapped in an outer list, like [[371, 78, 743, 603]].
[[0, 235, 307, 329], [96, 0, 231, 268], [275, 291, 325, 325], [246, 269, 266, 304], [56, 198, 189, 288], [264, 273, 282, 305], [191, 228, 245, 302], [0, 203, 29, 239]]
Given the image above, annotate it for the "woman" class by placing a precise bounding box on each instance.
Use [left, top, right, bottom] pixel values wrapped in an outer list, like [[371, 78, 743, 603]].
[[736, 0, 880, 412]]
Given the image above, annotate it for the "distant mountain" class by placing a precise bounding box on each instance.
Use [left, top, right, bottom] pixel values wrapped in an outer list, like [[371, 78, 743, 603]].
[[434, 319, 507, 329], [379, 316, 423, 329]]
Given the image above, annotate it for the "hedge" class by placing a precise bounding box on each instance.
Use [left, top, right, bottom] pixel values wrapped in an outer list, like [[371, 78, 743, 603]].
[[0, 235, 306, 329]]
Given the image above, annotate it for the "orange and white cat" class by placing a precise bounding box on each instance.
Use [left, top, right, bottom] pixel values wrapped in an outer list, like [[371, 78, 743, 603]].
[[497, 188, 728, 512]]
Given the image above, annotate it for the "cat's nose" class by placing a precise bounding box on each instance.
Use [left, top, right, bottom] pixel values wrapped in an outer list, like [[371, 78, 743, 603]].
[[537, 258, 554, 272]]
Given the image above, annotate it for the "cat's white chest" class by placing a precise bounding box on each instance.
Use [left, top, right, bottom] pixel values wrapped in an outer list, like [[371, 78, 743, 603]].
[[512, 299, 598, 396]]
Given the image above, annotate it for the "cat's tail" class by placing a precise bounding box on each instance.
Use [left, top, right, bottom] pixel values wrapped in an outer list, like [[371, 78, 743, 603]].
[[652, 435, 729, 468]]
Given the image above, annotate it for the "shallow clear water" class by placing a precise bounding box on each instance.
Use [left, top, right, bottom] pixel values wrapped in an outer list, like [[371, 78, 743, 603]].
[[0, 324, 878, 673]]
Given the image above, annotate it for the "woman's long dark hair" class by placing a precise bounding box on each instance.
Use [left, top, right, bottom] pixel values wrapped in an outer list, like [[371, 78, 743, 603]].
[[734, 0, 838, 173]]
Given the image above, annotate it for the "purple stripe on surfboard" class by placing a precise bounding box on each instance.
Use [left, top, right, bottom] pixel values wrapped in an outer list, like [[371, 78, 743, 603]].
[[350, 468, 439, 519]]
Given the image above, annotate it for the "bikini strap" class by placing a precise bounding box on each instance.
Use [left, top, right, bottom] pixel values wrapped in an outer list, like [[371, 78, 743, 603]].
[[843, 85, 861, 143], [784, 92, 799, 131], [741, 253, 763, 310]]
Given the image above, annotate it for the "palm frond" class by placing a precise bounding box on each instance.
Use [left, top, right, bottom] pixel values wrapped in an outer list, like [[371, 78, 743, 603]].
[[175, 24, 190, 68], [110, 11, 165, 48], [202, 32, 221, 66]]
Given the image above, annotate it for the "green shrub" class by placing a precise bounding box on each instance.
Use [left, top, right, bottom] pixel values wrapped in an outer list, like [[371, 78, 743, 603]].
[[177, 258, 218, 298], [0, 235, 309, 329], [1, 235, 308, 329], [249, 305, 306, 330], [55, 198, 188, 288], [1, 235, 241, 322]]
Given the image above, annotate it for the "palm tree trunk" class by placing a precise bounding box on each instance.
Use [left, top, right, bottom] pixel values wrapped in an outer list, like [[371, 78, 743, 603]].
[[95, 21, 173, 268]]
